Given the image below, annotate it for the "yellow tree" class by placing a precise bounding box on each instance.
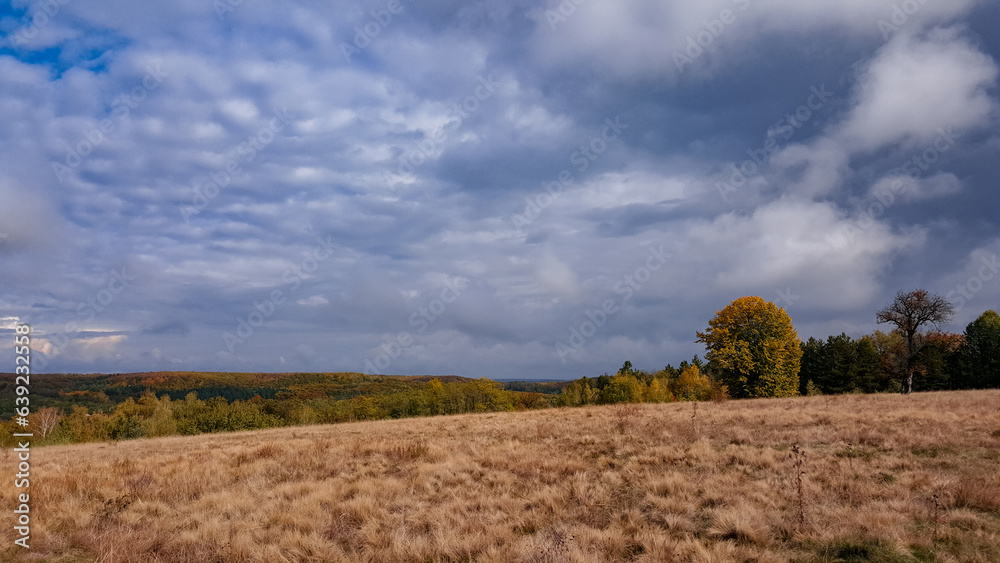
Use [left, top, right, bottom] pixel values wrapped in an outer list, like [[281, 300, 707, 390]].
[[672, 365, 712, 401], [696, 296, 802, 398]]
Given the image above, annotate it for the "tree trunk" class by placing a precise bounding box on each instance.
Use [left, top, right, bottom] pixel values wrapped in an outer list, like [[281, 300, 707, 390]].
[[905, 330, 916, 394]]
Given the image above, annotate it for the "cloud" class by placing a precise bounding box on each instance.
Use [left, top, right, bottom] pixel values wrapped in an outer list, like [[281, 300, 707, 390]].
[[297, 295, 330, 306], [0, 178, 63, 254], [868, 172, 962, 203], [838, 27, 998, 152], [139, 319, 192, 335], [67, 335, 128, 362], [761, 26, 996, 201], [527, 0, 981, 80], [0, 0, 997, 378], [687, 199, 920, 309]]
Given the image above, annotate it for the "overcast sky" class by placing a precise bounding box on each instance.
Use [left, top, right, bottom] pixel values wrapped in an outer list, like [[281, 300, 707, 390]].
[[1, 0, 998, 379]]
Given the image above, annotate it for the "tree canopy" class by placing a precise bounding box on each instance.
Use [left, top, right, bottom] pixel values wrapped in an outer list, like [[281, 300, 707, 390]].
[[876, 289, 954, 393], [696, 296, 802, 398], [962, 310, 1000, 389]]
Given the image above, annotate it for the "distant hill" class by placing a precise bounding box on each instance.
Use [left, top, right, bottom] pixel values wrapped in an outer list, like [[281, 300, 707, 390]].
[[0, 371, 473, 417]]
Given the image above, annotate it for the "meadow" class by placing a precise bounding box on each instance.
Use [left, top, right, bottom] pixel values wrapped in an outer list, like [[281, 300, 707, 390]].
[[4, 390, 999, 562]]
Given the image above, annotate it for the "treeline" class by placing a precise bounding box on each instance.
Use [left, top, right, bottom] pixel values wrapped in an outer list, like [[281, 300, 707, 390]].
[[800, 309, 1000, 394], [0, 371, 452, 416], [8, 309, 998, 447], [556, 359, 727, 407], [0, 378, 541, 447]]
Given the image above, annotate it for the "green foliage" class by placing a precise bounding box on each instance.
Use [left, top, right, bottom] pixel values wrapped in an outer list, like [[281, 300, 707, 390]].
[[798, 338, 824, 395], [912, 332, 963, 391], [797, 329, 968, 395], [960, 310, 1000, 389], [799, 334, 883, 395], [853, 336, 884, 393], [557, 379, 599, 406], [500, 381, 568, 394], [805, 380, 822, 396], [108, 398, 145, 440], [600, 374, 643, 404]]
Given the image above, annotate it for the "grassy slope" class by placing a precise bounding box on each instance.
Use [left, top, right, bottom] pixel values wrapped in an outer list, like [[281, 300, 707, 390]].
[[4, 390, 1000, 562]]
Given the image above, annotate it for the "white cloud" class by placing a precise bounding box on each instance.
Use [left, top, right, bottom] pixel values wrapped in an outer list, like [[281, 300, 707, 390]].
[[838, 27, 998, 151], [528, 0, 980, 79], [687, 199, 920, 308], [868, 172, 962, 203], [575, 171, 689, 209], [535, 255, 580, 301], [31, 338, 56, 356], [765, 27, 996, 200], [297, 295, 330, 306], [768, 138, 851, 199], [67, 335, 128, 362]]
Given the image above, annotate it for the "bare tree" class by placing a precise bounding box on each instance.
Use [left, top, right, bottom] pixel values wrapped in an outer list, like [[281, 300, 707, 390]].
[[876, 289, 954, 394], [34, 406, 64, 439]]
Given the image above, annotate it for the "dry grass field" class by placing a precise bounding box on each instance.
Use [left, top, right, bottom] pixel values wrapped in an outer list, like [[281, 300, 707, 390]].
[[4, 390, 1000, 562]]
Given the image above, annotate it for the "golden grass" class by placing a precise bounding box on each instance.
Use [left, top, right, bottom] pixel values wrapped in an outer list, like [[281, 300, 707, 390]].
[[4, 390, 1000, 562]]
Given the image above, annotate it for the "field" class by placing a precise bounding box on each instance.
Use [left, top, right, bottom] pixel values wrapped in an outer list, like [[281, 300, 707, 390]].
[[4, 390, 1000, 562]]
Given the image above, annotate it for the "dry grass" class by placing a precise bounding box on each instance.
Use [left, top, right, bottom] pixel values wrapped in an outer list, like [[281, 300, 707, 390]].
[[4, 390, 1000, 562]]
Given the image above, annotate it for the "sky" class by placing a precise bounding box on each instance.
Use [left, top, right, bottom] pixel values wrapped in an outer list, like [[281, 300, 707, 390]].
[[0, 0, 998, 380]]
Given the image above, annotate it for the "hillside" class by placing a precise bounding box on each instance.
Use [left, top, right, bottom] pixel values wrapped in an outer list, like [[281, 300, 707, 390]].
[[0, 371, 474, 417], [4, 390, 1000, 562]]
